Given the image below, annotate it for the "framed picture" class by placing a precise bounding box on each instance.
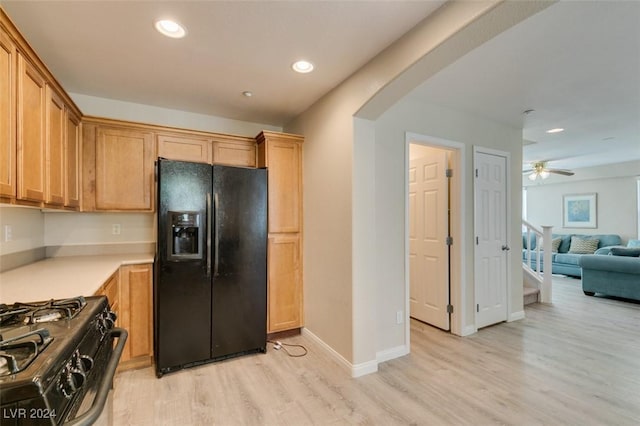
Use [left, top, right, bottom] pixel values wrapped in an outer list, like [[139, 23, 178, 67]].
[[563, 193, 597, 228]]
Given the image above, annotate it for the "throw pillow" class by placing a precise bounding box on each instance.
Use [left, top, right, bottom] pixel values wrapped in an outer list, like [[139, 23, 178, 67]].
[[568, 237, 599, 254], [627, 240, 640, 248], [538, 237, 562, 253], [610, 247, 640, 257]]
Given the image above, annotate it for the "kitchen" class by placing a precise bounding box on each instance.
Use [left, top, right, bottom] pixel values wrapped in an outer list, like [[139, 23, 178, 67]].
[[0, 4, 306, 423]]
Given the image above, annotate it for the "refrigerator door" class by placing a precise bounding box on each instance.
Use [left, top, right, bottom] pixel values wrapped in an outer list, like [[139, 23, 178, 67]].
[[211, 165, 267, 358], [156, 159, 212, 374]]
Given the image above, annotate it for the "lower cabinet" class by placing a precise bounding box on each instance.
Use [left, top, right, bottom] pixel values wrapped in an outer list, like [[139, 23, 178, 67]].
[[94, 263, 153, 371], [268, 234, 303, 333]]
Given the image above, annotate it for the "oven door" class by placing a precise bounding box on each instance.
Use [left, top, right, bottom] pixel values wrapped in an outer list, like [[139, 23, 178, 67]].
[[65, 328, 127, 426]]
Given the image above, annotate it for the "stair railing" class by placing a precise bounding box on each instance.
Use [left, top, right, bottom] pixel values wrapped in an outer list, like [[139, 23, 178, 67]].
[[522, 220, 553, 303]]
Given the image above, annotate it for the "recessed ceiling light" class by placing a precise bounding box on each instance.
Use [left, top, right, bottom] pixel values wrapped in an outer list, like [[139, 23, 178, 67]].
[[546, 128, 564, 134], [154, 19, 187, 39], [242, 91, 253, 97], [291, 60, 314, 74]]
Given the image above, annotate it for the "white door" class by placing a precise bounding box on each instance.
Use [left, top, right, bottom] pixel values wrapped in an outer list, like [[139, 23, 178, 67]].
[[474, 150, 509, 328], [409, 147, 450, 330]]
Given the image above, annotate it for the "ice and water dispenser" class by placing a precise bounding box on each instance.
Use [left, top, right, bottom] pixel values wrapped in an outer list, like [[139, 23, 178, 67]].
[[168, 212, 203, 261]]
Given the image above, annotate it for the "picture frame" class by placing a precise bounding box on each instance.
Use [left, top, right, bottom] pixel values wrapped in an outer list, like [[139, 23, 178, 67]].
[[563, 193, 597, 228]]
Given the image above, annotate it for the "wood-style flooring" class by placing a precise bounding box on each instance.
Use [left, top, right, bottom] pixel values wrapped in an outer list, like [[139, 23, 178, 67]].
[[111, 276, 640, 425]]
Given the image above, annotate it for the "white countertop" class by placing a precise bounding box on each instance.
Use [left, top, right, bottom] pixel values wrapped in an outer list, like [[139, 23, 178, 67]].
[[0, 254, 154, 303]]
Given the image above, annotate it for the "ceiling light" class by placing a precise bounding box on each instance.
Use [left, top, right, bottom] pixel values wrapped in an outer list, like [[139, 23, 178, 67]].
[[154, 19, 186, 39], [546, 128, 564, 134], [291, 60, 314, 74], [242, 91, 253, 97]]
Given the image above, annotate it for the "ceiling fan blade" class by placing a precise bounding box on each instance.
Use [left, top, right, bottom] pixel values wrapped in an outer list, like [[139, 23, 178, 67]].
[[522, 168, 534, 174], [547, 168, 575, 176]]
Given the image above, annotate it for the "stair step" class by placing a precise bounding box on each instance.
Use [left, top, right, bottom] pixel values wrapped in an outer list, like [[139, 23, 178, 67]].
[[524, 287, 540, 305]]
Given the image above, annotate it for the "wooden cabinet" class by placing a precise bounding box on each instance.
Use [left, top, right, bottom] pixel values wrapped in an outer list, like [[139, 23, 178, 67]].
[[83, 120, 155, 211], [1, 14, 82, 210], [65, 109, 81, 208], [45, 86, 65, 206], [267, 234, 302, 332], [17, 52, 46, 203], [257, 131, 304, 333], [94, 263, 153, 371], [0, 30, 16, 199], [212, 135, 256, 167], [118, 263, 153, 369], [157, 133, 210, 163]]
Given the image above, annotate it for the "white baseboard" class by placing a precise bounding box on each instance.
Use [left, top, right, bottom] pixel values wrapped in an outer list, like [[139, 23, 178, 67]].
[[352, 360, 378, 377], [508, 310, 526, 322], [461, 325, 477, 336], [376, 345, 409, 363]]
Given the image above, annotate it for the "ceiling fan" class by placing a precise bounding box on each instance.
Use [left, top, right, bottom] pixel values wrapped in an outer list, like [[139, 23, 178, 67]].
[[523, 161, 575, 181]]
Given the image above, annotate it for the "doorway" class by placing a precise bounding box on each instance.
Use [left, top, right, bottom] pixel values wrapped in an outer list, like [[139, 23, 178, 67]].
[[406, 133, 466, 340]]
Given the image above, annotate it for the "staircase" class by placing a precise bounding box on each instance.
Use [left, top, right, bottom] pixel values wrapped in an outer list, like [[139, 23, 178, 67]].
[[522, 221, 553, 305]]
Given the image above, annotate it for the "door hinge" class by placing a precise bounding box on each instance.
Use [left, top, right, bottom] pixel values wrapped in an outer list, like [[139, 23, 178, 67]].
[[476, 236, 479, 245], [445, 168, 453, 178], [475, 168, 478, 178], [446, 304, 454, 314], [446, 236, 453, 246], [477, 304, 480, 313]]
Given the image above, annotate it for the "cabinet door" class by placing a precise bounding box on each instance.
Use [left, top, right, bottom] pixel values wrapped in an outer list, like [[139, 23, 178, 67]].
[[266, 140, 301, 233], [119, 264, 153, 366], [211, 139, 256, 167], [17, 53, 46, 202], [157, 133, 210, 163], [0, 31, 16, 198], [268, 234, 302, 332], [95, 127, 154, 211], [45, 86, 65, 206], [64, 109, 81, 208]]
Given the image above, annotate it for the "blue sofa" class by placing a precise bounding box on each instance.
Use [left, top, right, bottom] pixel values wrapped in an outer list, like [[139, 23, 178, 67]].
[[579, 247, 640, 300], [522, 233, 622, 278]]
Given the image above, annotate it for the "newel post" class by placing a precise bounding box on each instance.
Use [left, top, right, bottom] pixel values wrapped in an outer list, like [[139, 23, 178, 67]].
[[541, 225, 553, 303]]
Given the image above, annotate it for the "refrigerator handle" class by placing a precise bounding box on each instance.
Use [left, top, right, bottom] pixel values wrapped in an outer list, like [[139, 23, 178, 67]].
[[214, 193, 220, 277], [206, 193, 212, 277]]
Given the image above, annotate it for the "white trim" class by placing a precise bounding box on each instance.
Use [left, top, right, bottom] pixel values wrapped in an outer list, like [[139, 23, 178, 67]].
[[460, 325, 477, 336], [473, 146, 512, 328], [376, 345, 409, 363], [301, 328, 378, 378], [636, 177, 640, 239], [405, 132, 468, 341], [509, 311, 526, 322]]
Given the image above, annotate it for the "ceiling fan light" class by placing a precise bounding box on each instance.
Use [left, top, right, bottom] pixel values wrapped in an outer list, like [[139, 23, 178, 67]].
[[528, 173, 538, 181], [540, 171, 550, 179]]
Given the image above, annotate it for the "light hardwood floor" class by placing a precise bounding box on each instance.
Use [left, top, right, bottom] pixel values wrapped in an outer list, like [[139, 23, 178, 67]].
[[111, 276, 640, 425]]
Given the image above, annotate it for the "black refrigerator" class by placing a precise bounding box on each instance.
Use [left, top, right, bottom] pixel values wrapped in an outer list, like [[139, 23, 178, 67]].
[[154, 158, 267, 377]]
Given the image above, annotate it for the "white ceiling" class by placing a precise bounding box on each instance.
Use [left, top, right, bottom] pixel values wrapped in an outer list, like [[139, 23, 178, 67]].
[[2, 1, 639, 171]]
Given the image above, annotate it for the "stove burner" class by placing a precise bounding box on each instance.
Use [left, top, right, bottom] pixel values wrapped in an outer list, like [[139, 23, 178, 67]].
[[0, 328, 53, 376], [0, 296, 87, 326]]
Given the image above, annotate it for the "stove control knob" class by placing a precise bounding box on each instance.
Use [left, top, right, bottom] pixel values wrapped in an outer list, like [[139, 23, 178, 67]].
[[79, 354, 94, 372], [58, 366, 78, 399], [69, 367, 86, 389]]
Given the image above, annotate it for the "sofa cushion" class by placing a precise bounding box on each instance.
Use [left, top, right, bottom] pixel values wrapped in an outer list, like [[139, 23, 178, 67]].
[[591, 234, 622, 248], [610, 247, 640, 257], [569, 237, 599, 254], [556, 234, 574, 253], [554, 253, 583, 266], [628, 240, 640, 248]]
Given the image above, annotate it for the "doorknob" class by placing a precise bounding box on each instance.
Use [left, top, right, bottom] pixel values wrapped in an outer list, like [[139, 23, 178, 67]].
[[501, 244, 511, 251]]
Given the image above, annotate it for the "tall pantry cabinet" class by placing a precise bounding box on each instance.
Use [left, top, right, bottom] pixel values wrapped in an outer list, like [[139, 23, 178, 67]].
[[257, 131, 304, 333]]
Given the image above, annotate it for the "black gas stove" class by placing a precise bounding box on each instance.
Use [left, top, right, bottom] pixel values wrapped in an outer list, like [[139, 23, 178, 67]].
[[0, 296, 127, 425]]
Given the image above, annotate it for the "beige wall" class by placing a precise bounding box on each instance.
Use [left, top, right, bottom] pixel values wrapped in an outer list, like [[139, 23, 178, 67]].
[[44, 212, 155, 246], [0, 207, 44, 255], [286, 1, 550, 372]]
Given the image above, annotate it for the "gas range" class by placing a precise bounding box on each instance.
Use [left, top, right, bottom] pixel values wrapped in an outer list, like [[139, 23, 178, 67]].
[[0, 296, 127, 425]]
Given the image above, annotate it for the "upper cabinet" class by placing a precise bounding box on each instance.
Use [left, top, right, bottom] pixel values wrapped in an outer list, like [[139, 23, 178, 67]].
[[1, 10, 82, 210], [157, 133, 210, 164], [83, 119, 155, 212], [257, 131, 303, 233], [211, 135, 256, 167], [65, 108, 81, 208], [17, 52, 46, 204], [0, 29, 16, 199]]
